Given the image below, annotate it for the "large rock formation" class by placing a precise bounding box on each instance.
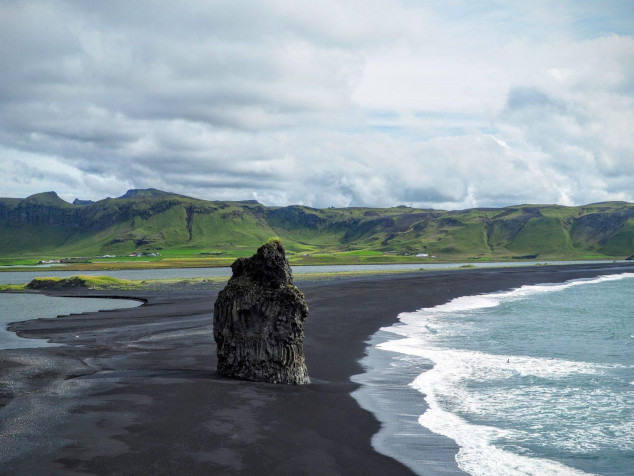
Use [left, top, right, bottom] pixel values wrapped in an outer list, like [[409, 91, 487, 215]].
[[213, 240, 310, 384]]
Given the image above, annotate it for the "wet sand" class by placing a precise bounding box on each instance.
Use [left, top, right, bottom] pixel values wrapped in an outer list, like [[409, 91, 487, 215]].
[[1, 262, 632, 475]]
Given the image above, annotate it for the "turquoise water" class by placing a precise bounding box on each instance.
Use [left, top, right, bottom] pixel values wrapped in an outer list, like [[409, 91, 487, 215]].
[[357, 273, 634, 475], [0, 294, 141, 350]]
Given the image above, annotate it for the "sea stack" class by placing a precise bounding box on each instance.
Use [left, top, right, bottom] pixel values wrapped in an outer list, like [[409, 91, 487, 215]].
[[213, 240, 310, 384]]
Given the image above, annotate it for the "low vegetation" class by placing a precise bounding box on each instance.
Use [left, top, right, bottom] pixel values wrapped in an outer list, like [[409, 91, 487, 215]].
[[0, 274, 230, 292], [24, 275, 139, 290], [0, 269, 429, 292]]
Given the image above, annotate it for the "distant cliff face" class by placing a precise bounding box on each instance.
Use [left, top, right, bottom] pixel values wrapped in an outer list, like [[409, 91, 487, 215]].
[[0, 188, 632, 258], [0, 192, 77, 227], [72, 198, 94, 206], [213, 241, 310, 384]]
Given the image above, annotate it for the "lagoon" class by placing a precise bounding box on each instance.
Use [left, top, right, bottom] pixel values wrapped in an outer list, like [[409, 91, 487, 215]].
[[0, 294, 141, 350], [0, 260, 625, 285]]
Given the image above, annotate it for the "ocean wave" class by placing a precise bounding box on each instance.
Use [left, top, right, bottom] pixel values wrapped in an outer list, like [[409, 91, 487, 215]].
[[377, 343, 606, 475], [379, 340, 605, 379], [399, 273, 634, 322], [416, 400, 592, 476], [377, 272, 634, 475]]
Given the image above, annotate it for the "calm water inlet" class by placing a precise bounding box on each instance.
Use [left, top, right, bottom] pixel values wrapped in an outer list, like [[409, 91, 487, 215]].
[[0, 260, 625, 285], [0, 294, 142, 350]]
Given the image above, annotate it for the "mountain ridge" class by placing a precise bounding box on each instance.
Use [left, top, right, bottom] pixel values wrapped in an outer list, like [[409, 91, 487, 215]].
[[1, 189, 632, 260]]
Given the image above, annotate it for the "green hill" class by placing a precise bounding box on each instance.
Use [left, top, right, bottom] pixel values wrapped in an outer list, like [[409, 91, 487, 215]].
[[0, 189, 632, 263]]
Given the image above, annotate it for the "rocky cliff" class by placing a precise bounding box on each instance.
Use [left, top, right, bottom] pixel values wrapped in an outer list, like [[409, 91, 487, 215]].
[[213, 240, 310, 384]]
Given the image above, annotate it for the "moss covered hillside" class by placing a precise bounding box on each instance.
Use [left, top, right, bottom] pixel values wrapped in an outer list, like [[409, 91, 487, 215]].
[[0, 189, 632, 265]]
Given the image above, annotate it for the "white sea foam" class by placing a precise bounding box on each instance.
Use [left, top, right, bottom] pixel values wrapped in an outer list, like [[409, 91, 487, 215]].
[[379, 340, 604, 379], [399, 272, 634, 322], [377, 342, 602, 475], [377, 273, 634, 475], [415, 394, 592, 476], [382, 273, 634, 341]]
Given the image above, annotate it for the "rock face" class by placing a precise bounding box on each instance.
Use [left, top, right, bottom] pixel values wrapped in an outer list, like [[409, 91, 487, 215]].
[[213, 240, 310, 384]]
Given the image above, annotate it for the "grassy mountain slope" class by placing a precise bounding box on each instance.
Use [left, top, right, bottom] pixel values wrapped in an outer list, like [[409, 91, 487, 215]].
[[0, 189, 632, 262]]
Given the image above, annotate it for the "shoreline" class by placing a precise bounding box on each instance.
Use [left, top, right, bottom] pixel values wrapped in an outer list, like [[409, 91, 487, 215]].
[[0, 257, 629, 274], [1, 262, 633, 474], [352, 266, 634, 475]]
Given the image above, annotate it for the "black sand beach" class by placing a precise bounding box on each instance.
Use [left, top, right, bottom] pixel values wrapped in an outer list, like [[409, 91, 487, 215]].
[[1, 262, 633, 475]]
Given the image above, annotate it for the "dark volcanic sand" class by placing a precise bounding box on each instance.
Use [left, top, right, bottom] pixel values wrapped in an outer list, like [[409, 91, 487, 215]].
[[1, 262, 633, 475]]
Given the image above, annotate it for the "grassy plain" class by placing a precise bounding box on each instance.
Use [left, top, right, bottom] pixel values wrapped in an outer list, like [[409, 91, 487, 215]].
[[0, 249, 622, 272]]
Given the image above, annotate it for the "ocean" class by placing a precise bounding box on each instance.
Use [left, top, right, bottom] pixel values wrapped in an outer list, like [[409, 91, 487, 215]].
[[354, 272, 634, 475], [0, 294, 141, 350]]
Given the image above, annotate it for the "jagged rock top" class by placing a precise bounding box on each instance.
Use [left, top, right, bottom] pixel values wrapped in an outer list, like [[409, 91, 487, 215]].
[[23, 191, 71, 206], [118, 188, 171, 199], [72, 198, 94, 206], [229, 240, 293, 289]]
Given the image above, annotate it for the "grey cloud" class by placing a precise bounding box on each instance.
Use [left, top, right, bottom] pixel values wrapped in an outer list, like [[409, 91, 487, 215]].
[[400, 187, 466, 204], [0, 0, 361, 142], [0, 1, 632, 209], [177, 176, 283, 190], [505, 88, 566, 112], [11, 161, 80, 187], [498, 81, 634, 206]]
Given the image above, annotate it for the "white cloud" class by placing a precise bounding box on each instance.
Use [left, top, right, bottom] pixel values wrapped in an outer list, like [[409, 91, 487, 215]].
[[0, 0, 632, 208]]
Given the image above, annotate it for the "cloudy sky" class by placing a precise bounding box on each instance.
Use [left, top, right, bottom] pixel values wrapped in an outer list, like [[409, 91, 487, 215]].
[[1, 1, 633, 208]]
